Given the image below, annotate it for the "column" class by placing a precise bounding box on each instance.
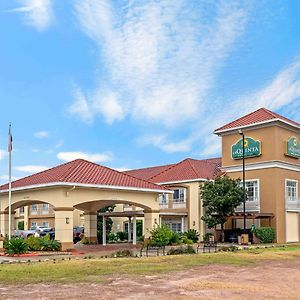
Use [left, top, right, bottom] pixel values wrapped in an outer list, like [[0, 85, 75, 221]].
[[132, 216, 137, 245], [128, 217, 132, 242], [181, 216, 185, 233], [144, 211, 160, 239], [102, 216, 106, 246], [0, 211, 15, 237], [84, 212, 97, 243], [54, 207, 74, 251]]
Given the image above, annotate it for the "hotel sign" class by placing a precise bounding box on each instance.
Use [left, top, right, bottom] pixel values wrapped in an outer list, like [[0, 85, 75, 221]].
[[232, 137, 261, 160], [286, 136, 300, 159]]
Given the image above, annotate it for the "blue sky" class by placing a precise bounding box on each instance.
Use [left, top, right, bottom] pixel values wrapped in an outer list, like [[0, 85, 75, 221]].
[[0, 0, 300, 183]]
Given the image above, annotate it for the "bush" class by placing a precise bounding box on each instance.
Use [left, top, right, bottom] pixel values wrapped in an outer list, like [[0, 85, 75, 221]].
[[116, 231, 127, 241], [26, 236, 42, 251], [4, 237, 28, 255], [167, 245, 196, 255], [203, 232, 214, 242], [114, 249, 133, 257], [254, 227, 275, 243], [184, 229, 199, 243], [150, 224, 173, 247], [108, 232, 118, 243], [169, 231, 182, 245], [25, 236, 61, 251], [182, 236, 193, 245]]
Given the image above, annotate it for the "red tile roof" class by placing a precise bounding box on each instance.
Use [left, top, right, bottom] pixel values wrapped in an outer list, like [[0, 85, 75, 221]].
[[0, 159, 167, 192], [214, 108, 300, 133], [125, 158, 221, 184], [125, 163, 175, 181]]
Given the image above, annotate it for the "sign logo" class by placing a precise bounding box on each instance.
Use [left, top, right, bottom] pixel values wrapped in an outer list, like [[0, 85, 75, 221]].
[[231, 137, 261, 159], [286, 136, 300, 159]]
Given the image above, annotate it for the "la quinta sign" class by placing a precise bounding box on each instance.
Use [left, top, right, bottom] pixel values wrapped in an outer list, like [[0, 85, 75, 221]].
[[232, 137, 261, 160], [286, 136, 300, 159]]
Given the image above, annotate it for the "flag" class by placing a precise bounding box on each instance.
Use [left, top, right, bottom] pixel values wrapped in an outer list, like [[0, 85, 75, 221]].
[[8, 124, 12, 153]]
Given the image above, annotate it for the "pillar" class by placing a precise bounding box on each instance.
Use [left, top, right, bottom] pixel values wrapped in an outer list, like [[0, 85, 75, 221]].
[[128, 217, 132, 242], [54, 207, 74, 251], [0, 211, 15, 237], [84, 212, 97, 243], [132, 216, 137, 245], [144, 211, 160, 238], [102, 216, 106, 246], [181, 216, 185, 233]]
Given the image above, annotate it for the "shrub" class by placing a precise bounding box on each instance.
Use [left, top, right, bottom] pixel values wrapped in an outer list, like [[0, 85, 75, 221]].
[[182, 236, 193, 245], [184, 229, 199, 243], [26, 236, 42, 251], [4, 237, 28, 255], [39, 236, 61, 251], [169, 231, 182, 245], [116, 231, 127, 241], [203, 232, 214, 242], [114, 249, 133, 257], [150, 224, 173, 247], [108, 232, 118, 243], [167, 245, 196, 255], [254, 227, 275, 243]]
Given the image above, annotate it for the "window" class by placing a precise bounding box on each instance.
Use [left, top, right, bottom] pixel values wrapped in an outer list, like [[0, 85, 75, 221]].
[[31, 204, 37, 211], [42, 203, 49, 211], [43, 222, 49, 228], [19, 207, 24, 215], [173, 188, 186, 203], [241, 180, 259, 202], [164, 222, 182, 233], [159, 194, 168, 205], [286, 180, 298, 201], [31, 222, 37, 228]]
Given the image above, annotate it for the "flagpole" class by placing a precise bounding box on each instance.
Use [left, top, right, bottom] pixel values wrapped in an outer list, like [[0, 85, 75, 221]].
[[8, 124, 12, 240]]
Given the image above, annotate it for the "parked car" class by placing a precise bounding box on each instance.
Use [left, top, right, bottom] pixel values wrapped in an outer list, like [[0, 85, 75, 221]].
[[73, 226, 84, 243], [14, 226, 50, 238], [40, 228, 55, 240]]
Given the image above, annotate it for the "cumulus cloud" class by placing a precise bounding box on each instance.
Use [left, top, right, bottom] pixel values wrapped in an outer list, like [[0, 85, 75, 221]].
[[0, 150, 7, 160], [57, 151, 113, 163], [9, 0, 54, 31], [72, 0, 248, 127], [15, 165, 49, 173]]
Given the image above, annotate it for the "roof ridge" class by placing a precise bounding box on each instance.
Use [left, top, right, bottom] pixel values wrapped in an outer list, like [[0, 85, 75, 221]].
[[148, 159, 187, 182], [126, 162, 174, 172], [185, 159, 202, 178]]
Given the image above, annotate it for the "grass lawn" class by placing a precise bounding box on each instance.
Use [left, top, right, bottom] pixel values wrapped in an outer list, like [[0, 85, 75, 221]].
[[1, 244, 300, 285]]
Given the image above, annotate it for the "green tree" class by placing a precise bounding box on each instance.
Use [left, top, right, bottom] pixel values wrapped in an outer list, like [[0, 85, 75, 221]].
[[97, 205, 115, 244], [18, 221, 24, 230], [200, 176, 244, 242]]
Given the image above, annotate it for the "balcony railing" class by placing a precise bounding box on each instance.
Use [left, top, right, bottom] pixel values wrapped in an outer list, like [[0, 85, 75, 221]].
[[29, 207, 54, 216], [159, 199, 187, 209], [159, 202, 169, 209], [235, 197, 260, 212], [286, 197, 300, 211]]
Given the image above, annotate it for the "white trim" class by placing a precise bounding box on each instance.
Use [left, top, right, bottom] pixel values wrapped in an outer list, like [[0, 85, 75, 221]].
[[214, 118, 300, 135], [158, 178, 210, 185], [0, 181, 173, 194], [285, 178, 299, 212], [222, 160, 300, 173], [159, 212, 188, 216]]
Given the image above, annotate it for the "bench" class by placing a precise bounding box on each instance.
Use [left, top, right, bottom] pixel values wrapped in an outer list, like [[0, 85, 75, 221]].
[[197, 241, 218, 253]]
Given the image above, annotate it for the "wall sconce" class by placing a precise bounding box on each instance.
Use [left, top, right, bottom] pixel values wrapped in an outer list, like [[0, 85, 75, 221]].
[[66, 217, 70, 224], [154, 218, 157, 224], [193, 221, 196, 226]]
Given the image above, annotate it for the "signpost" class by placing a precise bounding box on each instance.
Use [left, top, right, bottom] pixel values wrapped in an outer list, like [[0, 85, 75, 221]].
[[286, 136, 300, 159], [232, 137, 261, 160]]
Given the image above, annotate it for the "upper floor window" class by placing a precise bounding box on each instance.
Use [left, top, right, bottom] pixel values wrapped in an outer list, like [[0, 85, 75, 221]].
[[240, 180, 259, 202], [159, 194, 168, 205], [286, 180, 298, 201], [31, 204, 37, 211], [42, 203, 49, 211], [19, 207, 24, 214], [173, 188, 186, 203]]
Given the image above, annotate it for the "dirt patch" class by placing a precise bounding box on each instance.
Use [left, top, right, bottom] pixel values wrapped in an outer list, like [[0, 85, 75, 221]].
[[0, 258, 300, 299]]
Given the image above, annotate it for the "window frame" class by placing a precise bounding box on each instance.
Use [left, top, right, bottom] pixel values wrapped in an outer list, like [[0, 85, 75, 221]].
[[172, 188, 186, 203], [240, 179, 260, 203], [285, 179, 298, 201]]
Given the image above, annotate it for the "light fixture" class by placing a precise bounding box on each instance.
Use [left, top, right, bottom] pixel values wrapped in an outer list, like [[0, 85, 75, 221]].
[[66, 217, 70, 224]]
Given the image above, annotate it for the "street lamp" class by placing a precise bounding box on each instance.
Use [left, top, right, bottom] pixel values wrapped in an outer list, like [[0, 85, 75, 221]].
[[239, 129, 246, 231]]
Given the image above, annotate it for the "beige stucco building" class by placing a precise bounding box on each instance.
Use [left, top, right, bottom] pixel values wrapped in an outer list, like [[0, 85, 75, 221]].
[[1, 107, 299, 246]]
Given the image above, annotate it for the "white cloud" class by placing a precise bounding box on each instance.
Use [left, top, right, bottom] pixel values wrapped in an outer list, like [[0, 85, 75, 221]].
[[10, 0, 54, 31], [73, 1, 248, 127], [15, 165, 49, 173], [114, 167, 129, 172], [57, 151, 113, 163], [0, 149, 7, 160], [34, 130, 49, 138], [0, 175, 19, 183]]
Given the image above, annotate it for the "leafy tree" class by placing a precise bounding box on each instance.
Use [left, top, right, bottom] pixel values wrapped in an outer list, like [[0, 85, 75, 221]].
[[97, 205, 115, 244], [18, 221, 24, 230], [150, 224, 173, 247], [200, 176, 244, 242]]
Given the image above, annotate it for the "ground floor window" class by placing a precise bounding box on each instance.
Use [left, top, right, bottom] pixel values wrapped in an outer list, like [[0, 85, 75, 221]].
[[31, 222, 37, 228], [163, 218, 184, 233], [42, 222, 49, 228]]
